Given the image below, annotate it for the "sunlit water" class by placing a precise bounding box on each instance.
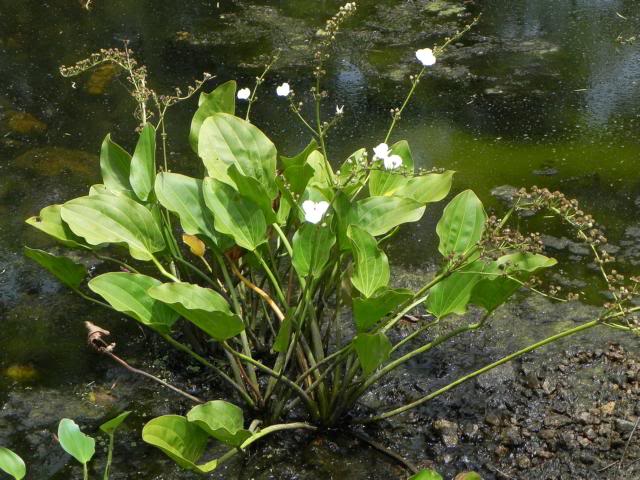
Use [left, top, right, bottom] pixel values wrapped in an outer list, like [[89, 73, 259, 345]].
[[1, 0, 640, 477]]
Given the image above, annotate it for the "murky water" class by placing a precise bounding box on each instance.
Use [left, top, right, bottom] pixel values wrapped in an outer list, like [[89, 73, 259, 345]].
[[1, 0, 640, 478]]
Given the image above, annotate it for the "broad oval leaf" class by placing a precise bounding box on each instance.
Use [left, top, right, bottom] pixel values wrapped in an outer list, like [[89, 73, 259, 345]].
[[190, 80, 237, 153], [426, 261, 497, 319], [100, 411, 132, 435], [350, 196, 425, 237], [88, 273, 179, 333], [348, 225, 390, 298], [142, 415, 218, 474], [61, 194, 165, 261], [25, 204, 86, 249], [155, 172, 218, 243], [129, 124, 156, 202], [436, 190, 487, 257], [397, 170, 455, 204], [280, 139, 317, 170], [353, 332, 392, 376], [198, 113, 277, 198], [226, 164, 276, 223], [57, 419, 95, 465], [292, 223, 336, 278], [409, 470, 443, 480], [24, 247, 86, 289], [368, 140, 414, 196], [202, 178, 266, 251], [100, 134, 132, 194], [148, 282, 244, 341], [306, 150, 335, 188], [0, 447, 26, 480], [186, 400, 252, 447], [353, 288, 413, 332]]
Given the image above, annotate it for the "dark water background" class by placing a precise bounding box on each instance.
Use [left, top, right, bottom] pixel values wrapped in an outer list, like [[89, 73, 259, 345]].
[[1, 0, 640, 478]]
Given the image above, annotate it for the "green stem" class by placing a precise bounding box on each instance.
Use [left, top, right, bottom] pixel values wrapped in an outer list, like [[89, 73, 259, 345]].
[[103, 433, 114, 480], [150, 255, 180, 282], [255, 252, 287, 306], [357, 319, 601, 423], [272, 223, 293, 257], [384, 67, 425, 144], [83, 462, 89, 480], [93, 254, 140, 274]]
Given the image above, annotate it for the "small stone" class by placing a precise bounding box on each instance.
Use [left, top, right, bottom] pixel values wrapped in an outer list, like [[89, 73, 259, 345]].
[[544, 414, 571, 428], [494, 445, 509, 457], [539, 429, 556, 440], [541, 379, 556, 395], [433, 418, 459, 448], [516, 455, 531, 469], [485, 411, 502, 427], [577, 436, 591, 447], [614, 418, 636, 434], [501, 426, 524, 447]]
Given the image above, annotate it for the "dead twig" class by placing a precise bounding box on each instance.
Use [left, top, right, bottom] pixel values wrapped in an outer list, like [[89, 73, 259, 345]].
[[85, 321, 203, 404]]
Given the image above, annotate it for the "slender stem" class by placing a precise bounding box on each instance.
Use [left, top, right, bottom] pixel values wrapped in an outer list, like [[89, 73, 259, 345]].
[[228, 260, 285, 322], [83, 463, 89, 480], [255, 251, 287, 306], [103, 433, 114, 480], [390, 319, 440, 353], [72, 288, 113, 310], [93, 254, 140, 274], [245, 52, 279, 122], [272, 223, 293, 257], [384, 66, 425, 144], [160, 333, 255, 408], [357, 319, 601, 423], [150, 255, 180, 282]]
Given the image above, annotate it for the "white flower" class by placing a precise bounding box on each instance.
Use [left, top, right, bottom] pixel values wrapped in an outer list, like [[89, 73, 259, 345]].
[[302, 200, 330, 224], [383, 154, 403, 170], [276, 82, 291, 97], [373, 143, 391, 160], [336, 105, 344, 115], [415, 48, 436, 66], [237, 87, 251, 100]]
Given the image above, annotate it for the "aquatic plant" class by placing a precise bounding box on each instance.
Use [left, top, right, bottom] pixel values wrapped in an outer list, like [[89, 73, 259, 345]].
[[23, 2, 639, 475], [0, 447, 25, 480]]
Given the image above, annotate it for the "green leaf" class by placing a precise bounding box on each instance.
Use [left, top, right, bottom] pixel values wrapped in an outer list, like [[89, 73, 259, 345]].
[[353, 288, 413, 332], [198, 113, 277, 198], [226, 164, 276, 223], [88, 273, 179, 333], [280, 139, 317, 170], [142, 415, 218, 474], [436, 190, 487, 257], [350, 196, 425, 237], [306, 150, 335, 188], [24, 247, 86, 289], [426, 261, 497, 319], [470, 253, 557, 313], [148, 282, 244, 341], [100, 134, 132, 195], [369, 140, 414, 196], [61, 194, 165, 261], [337, 148, 368, 197], [203, 178, 267, 251], [348, 225, 390, 298], [25, 204, 86, 249], [129, 124, 156, 202], [273, 316, 293, 353], [283, 164, 315, 196], [190, 80, 237, 153], [57, 419, 95, 465], [100, 411, 132, 435], [186, 400, 252, 447], [409, 469, 443, 480], [0, 447, 26, 480], [154, 172, 218, 243], [353, 332, 392, 376], [455, 472, 482, 480], [292, 223, 335, 278], [396, 170, 455, 204]]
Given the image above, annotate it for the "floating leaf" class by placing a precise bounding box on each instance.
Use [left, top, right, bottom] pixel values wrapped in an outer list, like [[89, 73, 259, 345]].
[[203, 178, 266, 251], [155, 172, 218, 243], [57, 419, 95, 465], [24, 247, 86, 289], [129, 123, 156, 202], [186, 400, 252, 447], [190, 80, 236, 153], [0, 447, 26, 480], [99, 411, 132, 435], [142, 415, 217, 474], [61, 194, 165, 261], [353, 332, 392, 376], [198, 113, 277, 198], [353, 288, 413, 332], [88, 273, 179, 333], [292, 223, 336, 278], [25, 204, 86, 249], [348, 225, 389, 298], [100, 134, 132, 195], [436, 190, 487, 257], [148, 282, 244, 341]]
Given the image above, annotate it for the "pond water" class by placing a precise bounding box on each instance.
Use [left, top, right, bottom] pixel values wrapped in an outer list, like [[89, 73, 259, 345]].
[[1, 0, 640, 478]]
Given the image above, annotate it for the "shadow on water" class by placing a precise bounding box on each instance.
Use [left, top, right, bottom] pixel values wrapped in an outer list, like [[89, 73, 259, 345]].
[[1, 0, 640, 478]]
